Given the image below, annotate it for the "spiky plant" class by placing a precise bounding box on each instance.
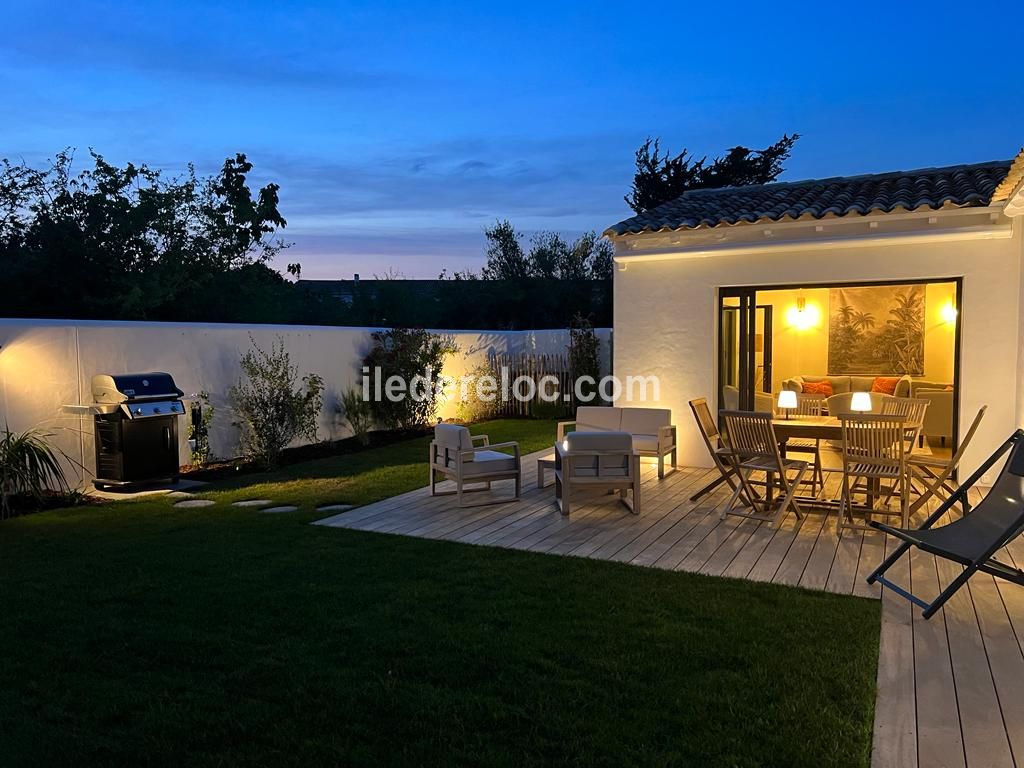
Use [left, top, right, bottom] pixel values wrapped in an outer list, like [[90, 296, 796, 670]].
[[0, 426, 70, 519]]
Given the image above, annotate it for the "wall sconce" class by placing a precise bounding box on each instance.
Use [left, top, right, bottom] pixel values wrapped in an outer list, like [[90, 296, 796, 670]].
[[941, 303, 958, 324], [786, 296, 820, 331]]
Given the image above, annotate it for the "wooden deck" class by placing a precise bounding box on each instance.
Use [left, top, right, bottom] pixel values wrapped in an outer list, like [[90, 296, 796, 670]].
[[316, 451, 1024, 768]]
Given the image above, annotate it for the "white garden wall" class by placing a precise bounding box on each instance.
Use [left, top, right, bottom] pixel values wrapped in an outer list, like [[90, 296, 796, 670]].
[[0, 319, 611, 487]]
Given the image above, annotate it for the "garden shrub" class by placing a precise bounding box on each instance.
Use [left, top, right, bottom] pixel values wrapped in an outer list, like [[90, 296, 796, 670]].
[[568, 314, 602, 404], [229, 337, 324, 467], [339, 388, 373, 446], [456, 359, 500, 423], [363, 328, 457, 429], [0, 426, 70, 519], [188, 391, 215, 467]]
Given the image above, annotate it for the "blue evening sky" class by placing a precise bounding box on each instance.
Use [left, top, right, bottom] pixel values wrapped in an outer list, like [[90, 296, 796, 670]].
[[3, 1, 1021, 278]]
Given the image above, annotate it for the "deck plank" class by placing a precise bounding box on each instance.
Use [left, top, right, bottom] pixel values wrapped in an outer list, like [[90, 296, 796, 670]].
[[773, 511, 828, 587], [933, 550, 1015, 768], [908, 544, 965, 768], [871, 536, 917, 768], [968, 575, 1024, 765]]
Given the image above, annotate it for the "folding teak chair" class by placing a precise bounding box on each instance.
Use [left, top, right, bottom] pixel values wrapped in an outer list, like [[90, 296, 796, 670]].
[[720, 410, 806, 527], [689, 398, 742, 503], [867, 429, 1024, 619], [837, 413, 909, 535], [907, 405, 987, 516], [781, 393, 826, 496], [880, 396, 930, 448]]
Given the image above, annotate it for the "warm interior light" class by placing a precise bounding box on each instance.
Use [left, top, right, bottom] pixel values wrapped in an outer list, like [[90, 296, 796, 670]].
[[777, 390, 797, 410], [786, 297, 821, 331], [850, 392, 872, 412], [941, 303, 958, 324]]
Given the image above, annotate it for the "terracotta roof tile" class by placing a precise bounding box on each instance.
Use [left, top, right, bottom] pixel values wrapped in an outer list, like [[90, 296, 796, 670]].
[[605, 160, 1013, 236]]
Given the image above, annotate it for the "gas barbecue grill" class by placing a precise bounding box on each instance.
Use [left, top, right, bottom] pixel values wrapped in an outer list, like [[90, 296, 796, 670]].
[[90, 372, 186, 489]]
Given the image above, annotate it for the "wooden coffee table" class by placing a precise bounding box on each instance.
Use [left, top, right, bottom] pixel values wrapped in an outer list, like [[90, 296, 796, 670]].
[[537, 455, 556, 489]]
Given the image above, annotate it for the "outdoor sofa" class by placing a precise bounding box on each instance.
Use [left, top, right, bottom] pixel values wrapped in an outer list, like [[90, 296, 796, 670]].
[[557, 406, 676, 478]]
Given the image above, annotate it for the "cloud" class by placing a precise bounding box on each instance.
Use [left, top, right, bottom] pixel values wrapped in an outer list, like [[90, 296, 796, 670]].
[[253, 133, 633, 231]]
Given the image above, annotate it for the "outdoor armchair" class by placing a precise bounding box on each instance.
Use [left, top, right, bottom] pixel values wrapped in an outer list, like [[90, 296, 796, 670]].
[[554, 431, 640, 517], [429, 424, 521, 507]]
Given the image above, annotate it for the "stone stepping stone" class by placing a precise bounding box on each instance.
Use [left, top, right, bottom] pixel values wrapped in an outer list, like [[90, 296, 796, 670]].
[[174, 499, 215, 509], [316, 504, 354, 513], [259, 505, 299, 514], [167, 491, 194, 498], [232, 499, 273, 508]]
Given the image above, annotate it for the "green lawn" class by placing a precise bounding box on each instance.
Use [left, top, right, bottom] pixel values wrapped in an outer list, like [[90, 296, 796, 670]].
[[196, 418, 560, 510], [0, 419, 880, 767]]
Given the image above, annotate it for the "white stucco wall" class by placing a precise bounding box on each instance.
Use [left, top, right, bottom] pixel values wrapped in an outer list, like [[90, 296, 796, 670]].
[[613, 216, 1023, 479], [0, 320, 610, 487]]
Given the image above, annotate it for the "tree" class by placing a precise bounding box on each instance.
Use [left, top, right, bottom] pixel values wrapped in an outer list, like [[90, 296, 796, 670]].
[[624, 134, 800, 214], [362, 328, 458, 429], [0, 149, 290, 320], [480, 219, 530, 280], [477, 220, 614, 281]]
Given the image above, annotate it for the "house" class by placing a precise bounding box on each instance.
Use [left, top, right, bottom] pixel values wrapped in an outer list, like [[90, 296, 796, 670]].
[[605, 150, 1024, 478]]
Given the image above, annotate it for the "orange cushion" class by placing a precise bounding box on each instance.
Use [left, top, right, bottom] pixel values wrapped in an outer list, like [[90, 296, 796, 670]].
[[802, 380, 833, 396], [871, 377, 900, 395]]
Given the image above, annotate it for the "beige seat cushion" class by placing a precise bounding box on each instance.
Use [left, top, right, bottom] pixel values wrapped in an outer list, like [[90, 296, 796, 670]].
[[619, 407, 671, 435], [850, 376, 875, 392], [631, 434, 660, 453], [911, 379, 951, 397], [721, 385, 739, 410], [565, 431, 632, 452], [434, 423, 473, 450], [461, 450, 517, 476], [434, 424, 473, 466], [574, 406, 622, 432]]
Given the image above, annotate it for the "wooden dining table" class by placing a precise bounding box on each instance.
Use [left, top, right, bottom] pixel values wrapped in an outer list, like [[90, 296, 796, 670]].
[[771, 415, 842, 457], [769, 415, 922, 510]]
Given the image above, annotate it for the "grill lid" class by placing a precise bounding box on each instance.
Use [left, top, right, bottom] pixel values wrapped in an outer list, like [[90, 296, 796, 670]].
[[91, 372, 184, 404]]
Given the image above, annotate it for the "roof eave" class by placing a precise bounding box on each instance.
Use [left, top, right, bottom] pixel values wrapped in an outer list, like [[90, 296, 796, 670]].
[[610, 205, 1011, 263]]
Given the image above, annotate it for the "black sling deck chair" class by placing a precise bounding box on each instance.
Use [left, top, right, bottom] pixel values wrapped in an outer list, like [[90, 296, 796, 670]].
[[867, 429, 1024, 619]]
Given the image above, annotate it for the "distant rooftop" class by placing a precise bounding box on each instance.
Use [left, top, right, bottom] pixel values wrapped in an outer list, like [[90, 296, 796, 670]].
[[605, 158, 1017, 236]]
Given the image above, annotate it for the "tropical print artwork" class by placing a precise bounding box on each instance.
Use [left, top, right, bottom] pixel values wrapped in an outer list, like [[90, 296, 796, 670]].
[[828, 285, 925, 375]]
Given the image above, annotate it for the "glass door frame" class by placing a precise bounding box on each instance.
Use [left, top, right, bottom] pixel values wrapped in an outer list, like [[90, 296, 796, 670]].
[[717, 277, 964, 465], [718, 287, 758, 412]]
